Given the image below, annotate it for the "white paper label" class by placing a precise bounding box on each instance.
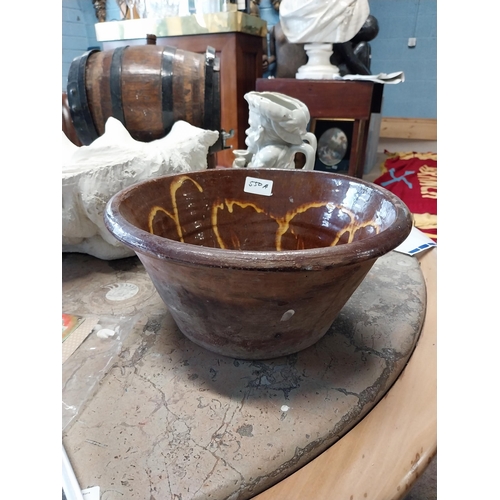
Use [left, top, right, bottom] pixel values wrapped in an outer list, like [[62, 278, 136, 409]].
[[244, 176, 273, 196], [82, 486, 100, 500]]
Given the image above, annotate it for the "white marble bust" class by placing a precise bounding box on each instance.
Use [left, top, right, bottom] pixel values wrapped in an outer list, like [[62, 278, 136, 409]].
[[280, 0, 370, 43], [279, 0, 370, 79]]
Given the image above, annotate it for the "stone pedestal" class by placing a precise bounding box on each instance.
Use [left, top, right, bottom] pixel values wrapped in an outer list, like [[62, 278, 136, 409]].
[[296, 43, 340, 79]]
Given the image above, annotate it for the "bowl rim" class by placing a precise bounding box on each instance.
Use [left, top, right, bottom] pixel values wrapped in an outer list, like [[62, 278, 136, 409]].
[[104, 168, 412, 271]]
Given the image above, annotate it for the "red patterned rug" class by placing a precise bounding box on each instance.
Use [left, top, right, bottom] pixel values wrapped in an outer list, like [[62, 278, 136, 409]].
[[373, 151, 437, 242]]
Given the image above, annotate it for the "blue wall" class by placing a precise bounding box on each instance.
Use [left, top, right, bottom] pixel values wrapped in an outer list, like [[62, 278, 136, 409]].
[[62, 0, 102, 90], [62, 0, 436, 118], [368, 0, 436, 118]]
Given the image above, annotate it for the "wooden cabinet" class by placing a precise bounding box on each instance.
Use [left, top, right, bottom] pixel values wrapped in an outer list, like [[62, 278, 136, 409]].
[[102, 32, 263, 167]]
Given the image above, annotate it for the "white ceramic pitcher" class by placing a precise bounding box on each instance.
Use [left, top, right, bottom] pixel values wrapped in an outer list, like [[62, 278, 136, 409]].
[[233, 91, 317, 170]]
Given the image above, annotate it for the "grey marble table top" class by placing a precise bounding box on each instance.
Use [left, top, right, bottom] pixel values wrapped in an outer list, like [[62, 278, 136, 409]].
[[62, 250, 426, 500]]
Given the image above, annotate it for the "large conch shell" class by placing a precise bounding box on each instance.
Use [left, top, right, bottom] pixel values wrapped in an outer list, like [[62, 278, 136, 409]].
[[62, 117, 219, 260]]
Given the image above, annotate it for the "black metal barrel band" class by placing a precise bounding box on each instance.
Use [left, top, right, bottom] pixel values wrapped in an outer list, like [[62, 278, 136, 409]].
[[67, 49, 100, 146], [161, 46, 176, 135], [110, 46, 128, 127], [204, 47, 216, 132]]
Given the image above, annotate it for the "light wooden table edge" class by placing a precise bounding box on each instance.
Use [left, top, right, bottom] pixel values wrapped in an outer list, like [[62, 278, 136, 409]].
[[254, 248, 437, 500]]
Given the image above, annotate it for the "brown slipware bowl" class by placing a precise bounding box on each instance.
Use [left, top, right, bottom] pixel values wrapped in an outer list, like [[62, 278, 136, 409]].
[[104, 168, 412, 360]]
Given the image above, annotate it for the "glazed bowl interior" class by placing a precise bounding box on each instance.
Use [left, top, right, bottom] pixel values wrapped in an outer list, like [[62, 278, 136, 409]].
[[108, 168, 411, 262]]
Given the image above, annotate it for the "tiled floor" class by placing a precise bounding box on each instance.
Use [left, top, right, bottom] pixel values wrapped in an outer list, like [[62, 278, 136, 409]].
[[367, 137, 437, 500]]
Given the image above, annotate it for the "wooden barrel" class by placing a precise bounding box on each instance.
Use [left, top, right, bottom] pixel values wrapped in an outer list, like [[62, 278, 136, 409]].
[[67, 45, 221, 148]]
